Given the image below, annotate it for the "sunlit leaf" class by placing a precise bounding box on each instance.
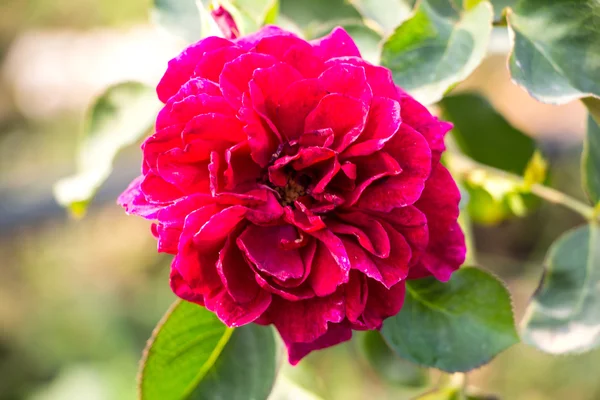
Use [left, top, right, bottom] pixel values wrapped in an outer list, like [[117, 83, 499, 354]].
[[415, 386, 461, 400], [442, 93, 541, 224], [381, 267, 519, 372], [442, 93, 535, 174], [220, 0, 280, 35], [506, 0, 600, 105], [53, 82, 160, 217], [359, 331, 428, 387], [152, 0, 203, 42], [349, 0, 417, 34], [522, 224, 600, 354], [139, 300, 278, 400], [279, 0, 361, 39], [583, 112, 600, 205], [381, 1, 493, 105]]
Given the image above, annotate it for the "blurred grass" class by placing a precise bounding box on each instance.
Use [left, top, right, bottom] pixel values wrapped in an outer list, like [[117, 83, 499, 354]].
[[0, 0, 599, 399]]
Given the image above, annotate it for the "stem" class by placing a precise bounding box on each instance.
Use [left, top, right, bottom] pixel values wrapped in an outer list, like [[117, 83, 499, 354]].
[[450, 154, 596, 221]]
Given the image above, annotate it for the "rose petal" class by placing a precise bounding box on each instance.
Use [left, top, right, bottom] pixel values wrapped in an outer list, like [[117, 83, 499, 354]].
[[286, 321, 353, 365], [157, 37, 234, 102], [304, 93, 368, 152], [310, 27, 361, 60], [342, 97, 401, 158], [276, 78, 327, 141], [266, 290, 346, 344], [356, 124, 432, 211], [318, 62, 372, 104], [234, 25, 293, 50], [237, 224, 305, 280], [325, 57, 400, 100], [219, 53, 276, 108], [415, 164, 465, 281], [362, 279, 406, 329]]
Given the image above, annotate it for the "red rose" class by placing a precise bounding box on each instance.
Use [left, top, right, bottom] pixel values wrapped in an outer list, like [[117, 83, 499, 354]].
[[119, 26, 466, 364]]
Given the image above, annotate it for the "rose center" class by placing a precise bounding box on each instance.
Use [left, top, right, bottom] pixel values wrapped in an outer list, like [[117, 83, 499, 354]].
[[275, 177, 308, 206]]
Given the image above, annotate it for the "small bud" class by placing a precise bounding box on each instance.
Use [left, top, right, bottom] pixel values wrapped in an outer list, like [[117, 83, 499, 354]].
[[211, 5, 239, 39]]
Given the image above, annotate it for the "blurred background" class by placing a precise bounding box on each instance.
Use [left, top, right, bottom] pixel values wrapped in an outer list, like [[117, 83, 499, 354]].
[[0, 0, 598, 399]]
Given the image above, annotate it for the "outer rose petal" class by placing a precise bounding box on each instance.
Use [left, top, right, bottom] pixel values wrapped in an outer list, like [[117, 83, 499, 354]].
[[234, 25, 293, 50], [287, 322, 353, 365], [118, 175, 163, 219], [398, 93, 452, 164], [310, 27, 361, 60], [362, 279, 406, 330], [265, 290, 346, 344], [157, 37, 234, 102], [414, 164, 465, 281]]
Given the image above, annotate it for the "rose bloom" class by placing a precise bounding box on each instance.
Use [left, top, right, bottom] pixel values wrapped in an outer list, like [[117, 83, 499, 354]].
[[119, 26, 466, 364]]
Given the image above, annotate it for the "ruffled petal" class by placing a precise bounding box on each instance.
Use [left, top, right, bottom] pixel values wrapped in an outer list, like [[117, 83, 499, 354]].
[[265, 289, 345, 344], [414, 164, 465, 281], [362, 279, 406, 329], [157, 37, 234, 102], [342, 97, 401, 158], [304, 93, 368, 152], [237, 224, 305, 281], [310, 27, 361, 60], [219, 53, 276, 108], [286, 321, 353, 365]]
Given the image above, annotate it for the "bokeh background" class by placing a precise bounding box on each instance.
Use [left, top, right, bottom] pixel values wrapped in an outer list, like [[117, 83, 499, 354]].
[[0, 1, 598, 399]]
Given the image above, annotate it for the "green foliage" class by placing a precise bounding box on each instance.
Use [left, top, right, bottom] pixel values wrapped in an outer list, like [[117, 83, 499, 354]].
[[349, 0, 417, 34], [153, 0, 280, 42], [415, 386, 462, 400], [522, 224, 600, 354], [582, 114, 600, 205], [53, 82, 160, 217], [506, 0, 600, 106], [381, 267, 519, 372], [279, 0, 361, 38], [442, 93, 544, 224], [139, 300, 278, 400], [359, 331, 429, 387], [220, 0, 280, 35], [380, 1, 493, 104], [442, 93, 535, 174], [152, 0, 203, 43]]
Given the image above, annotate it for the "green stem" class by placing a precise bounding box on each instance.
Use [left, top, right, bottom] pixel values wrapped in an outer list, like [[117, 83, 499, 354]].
[[450, 154, 596, 221]]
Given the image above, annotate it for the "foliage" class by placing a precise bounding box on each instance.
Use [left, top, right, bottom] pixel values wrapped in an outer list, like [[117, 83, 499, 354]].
[[381, 268, 519, 372]]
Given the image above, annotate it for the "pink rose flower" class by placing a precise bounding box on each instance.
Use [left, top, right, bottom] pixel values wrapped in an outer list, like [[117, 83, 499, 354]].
[[119, 26, 466, 364]]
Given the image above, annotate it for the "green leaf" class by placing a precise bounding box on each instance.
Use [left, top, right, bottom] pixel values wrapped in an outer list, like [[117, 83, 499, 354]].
[[415, 387, 462, 400], [359, 331, 428, 387], [522, 224, 600, 354], [442, 93, 535, 174], [349, 0, 417, 34], [53, 82, 160, 217], [381, 267, 519, 372], [506, 0, 600, 105], [279, 0, 361, 39], [140, 300, 278, 400], [152, 0, 203, 42], [583, 110, 600, 205], [380, 1, 493, 105], [470, 0, 514, 20], [220, 0, 280, 35], [442, 93, 541, 224]]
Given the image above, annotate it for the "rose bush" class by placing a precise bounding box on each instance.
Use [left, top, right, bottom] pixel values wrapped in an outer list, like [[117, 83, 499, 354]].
[[119, 25, 465, 364]]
